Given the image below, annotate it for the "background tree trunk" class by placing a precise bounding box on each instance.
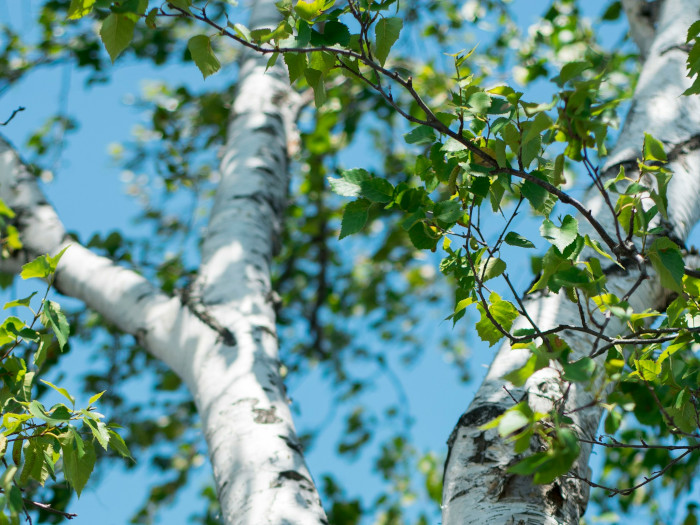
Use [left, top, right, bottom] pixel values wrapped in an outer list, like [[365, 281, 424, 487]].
[[0, 2, 328, 524]]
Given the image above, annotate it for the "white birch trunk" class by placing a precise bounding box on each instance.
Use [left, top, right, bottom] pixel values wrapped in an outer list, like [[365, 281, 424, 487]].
[[0, 1, 328, 523], [442, 1, 700, 523]]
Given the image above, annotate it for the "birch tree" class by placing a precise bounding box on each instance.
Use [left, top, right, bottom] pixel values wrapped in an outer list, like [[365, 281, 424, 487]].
[[2, 0, 700, 524]]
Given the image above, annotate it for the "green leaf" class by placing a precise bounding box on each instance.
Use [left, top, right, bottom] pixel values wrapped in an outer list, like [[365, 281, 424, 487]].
[[476, 292, 519, 347], [0, 199, 15, 218], [433, 200, 463, 224], [284, 53, 307, 84], [479, 257, 506, 282], [497, 402, 532, 437], [108, 429, 132, 458], [504, 232, 535, 249], [408, 222, 439, 250], [304, 68, 326, 107], [4, 292, 37, 310], [60, 432, 96, 497], [41, 300, 70, 350], [328, 169, 371, 197], [404, 125, 436, 145], [339, 199, 370, 239], [322, 21, 351, 46], [360, 178, 394, 203], [374, 17, 402, 66], [522, 112, 553, 145], [648, 237, 685, 293], [503, 354, 545, 387], [84, 418, 110, 450], [540, 215, 578, 252], [167, 0, 191, 13], [553, 61, 592, 86], [88, 391, 105, 405], [100, 13, 136, 63], [294, 0, 329, 22], [562, 357, 595, 382], [643, 133, 667, 162], [188, 35, 221, 79], [67, 0, 96, 19]]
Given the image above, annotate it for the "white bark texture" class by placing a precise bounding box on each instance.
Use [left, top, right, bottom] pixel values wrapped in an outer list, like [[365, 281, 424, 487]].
[[442, 1, 700, 524], [0, 1, 327, 524]]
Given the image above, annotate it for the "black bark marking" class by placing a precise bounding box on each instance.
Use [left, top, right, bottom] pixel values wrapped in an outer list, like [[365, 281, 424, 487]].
[[253, 405, 282, 424], [279, 435, 304, 455], [467, 432, 495, 463]]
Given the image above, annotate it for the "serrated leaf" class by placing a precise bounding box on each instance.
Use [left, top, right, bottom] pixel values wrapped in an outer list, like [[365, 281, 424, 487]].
[[100, 13, 136, 63], [374, 17, 402, 66], [433, 200, 463, 223], [284, 53, 307, 84], [540, 215, 578, 252], [188, 35, 221, 79], [339, 199, 370, 239], [360, 178, 394, 203], [504, 232, 535, 248], [41, 300, 70, 350], [68, 0, 96, 19], [476, 292, 519, 346], [60, 433, 96, 497]]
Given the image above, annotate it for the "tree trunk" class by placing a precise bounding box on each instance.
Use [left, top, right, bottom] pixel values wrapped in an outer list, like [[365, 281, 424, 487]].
[[0, 1, 328, 524], [441, 0, 700, 523]]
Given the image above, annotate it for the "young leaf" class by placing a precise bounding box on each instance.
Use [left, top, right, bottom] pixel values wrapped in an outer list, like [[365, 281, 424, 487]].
[[100, 13, 136, 63], [374, 17, 403, 66], [67, 0, 96, 19], [294, 0, 327, 22], [188, 36, 221, 79], [4, 292, 37, 310], [643, 133, 667, 162]]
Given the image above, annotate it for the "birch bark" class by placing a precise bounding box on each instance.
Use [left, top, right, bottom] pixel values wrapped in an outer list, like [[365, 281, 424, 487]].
[[0, 1, 327, 523], [442, 1, 700, 523]]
